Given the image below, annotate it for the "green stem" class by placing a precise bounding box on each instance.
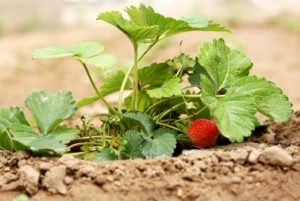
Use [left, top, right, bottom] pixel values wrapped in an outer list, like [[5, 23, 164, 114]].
[[138, 38, 159, 62], [131, 43, 139, 110], [156, 121, 182, 132], [80, 61, 117, 115], [68, 142, 100, 150], [153, 102, 185, 121], [74, 135, 112, 141]]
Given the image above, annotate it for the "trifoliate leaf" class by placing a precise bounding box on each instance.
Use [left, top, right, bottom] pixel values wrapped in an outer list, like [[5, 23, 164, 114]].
[[32, 42, 104, 60], [227, 76, 292, 122], [138, 63, 173, 86], [25, 91, 76, 135], [141, 128, 176, 159], [202, 94, 257, 142], [123, 130, 144, 159], [93, 148, 118, 162], [125, 4, 229, 37], [147, 77, 181, 98], [122, 112, 154, 134], [198, 38, 252, 92]]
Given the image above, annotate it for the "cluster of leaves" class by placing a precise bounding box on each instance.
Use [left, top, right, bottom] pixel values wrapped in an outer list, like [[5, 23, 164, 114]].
[[0, 91, 78, 155], [0, 4, 293, 160]]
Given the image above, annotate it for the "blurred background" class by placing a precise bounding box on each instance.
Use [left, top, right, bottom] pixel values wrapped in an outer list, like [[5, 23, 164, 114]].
[[0, 0, 300, 114]]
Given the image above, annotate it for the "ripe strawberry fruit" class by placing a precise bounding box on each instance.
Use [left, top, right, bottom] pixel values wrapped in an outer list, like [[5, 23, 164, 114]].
[[187, 119, 219, 148]]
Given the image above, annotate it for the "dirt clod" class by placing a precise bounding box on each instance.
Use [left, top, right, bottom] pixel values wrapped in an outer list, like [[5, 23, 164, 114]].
[[43, 165, 67, 195], [19, 165, 40, 195], [260, 146, 293, 166]]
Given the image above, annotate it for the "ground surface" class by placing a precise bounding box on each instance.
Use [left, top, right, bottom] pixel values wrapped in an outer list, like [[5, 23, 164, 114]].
[[0, 112, 300, 201], [0, 24, 300, 201]]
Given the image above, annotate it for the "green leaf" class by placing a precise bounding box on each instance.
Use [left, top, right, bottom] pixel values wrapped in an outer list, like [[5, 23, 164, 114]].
[[81, 54, 116, 69], [25, 91, 76, 135], [138, 63, 173, 86], [77, 70, 131, 107], [202, 94, 257, 142], [0, 108, 30, 151], [28, 136, 67, 153], [93, 148, 118, 162], [123, 112, 154, 134], [0, 107, 29, 127], [97, 10, 159, 43], [200, 75, 216, 97], [48, 127, 79, 144], [141, 128, 176, 159], [32, 42, 104, 60], [227, 76, 292, 122], [124, 91, 152, 112], [125, 4, 229, 37], [100, 70, 131, 97], [76, 95, 99, 108], [123, 130, 144, 159], [198, 38, 252, 92], [10, 123, 37, 146], [147, 77, 181, 98]]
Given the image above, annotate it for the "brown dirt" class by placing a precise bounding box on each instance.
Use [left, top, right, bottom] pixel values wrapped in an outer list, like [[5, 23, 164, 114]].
[[1, 113, 300, 201]]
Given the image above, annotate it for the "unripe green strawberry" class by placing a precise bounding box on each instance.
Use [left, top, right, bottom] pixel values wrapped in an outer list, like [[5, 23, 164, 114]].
[[187, 119, 219, 148]]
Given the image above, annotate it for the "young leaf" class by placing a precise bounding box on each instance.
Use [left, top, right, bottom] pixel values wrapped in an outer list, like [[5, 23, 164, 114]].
[[138, 63, 173, 86], [147, 77, 181, 98], [97, 10, 159, 43], [198, 38, 252, 92], [201, 94, 257, 142], [122, 112, 154, 134], [123, 130, 144, 159], [25, 91, 76, 135], [125, 4, 229, 38], [141, 128, 176, 159], [227, 76, 292, 122]]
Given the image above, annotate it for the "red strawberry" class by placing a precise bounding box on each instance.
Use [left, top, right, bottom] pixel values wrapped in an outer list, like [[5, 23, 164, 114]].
[[187, 119, 219, 148]]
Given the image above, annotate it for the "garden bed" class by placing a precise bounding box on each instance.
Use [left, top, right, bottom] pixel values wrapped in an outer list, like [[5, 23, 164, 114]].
[[1, 112, 299, 201]]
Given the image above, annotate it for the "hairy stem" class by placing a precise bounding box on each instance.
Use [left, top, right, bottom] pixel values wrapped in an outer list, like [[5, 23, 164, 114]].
[[131, 43, 139, 110], [80, 62, 118, 115]]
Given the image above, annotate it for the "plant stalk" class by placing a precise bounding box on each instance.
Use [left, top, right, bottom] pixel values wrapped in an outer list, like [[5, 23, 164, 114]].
[[80, 61, 117, 115], [131, 43, 139, 110]]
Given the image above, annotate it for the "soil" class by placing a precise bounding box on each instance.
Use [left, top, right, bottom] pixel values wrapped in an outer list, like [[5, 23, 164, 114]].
[[1, 24, 300, 201], [0, 112, 300, 201]]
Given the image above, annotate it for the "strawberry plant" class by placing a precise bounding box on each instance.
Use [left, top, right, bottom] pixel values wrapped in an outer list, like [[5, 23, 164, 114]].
[[0, 4, 293, 160]]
